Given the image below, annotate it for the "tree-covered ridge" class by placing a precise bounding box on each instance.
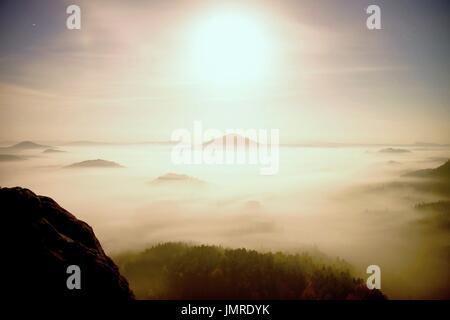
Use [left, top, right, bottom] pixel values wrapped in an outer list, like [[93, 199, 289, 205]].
[[115, 242, 385, 300]]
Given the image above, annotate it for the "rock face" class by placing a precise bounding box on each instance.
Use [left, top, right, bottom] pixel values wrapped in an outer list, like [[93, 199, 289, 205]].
[[0, 187, 133, 299]]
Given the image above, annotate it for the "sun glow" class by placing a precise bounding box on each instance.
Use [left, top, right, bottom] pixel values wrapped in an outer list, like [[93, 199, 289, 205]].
[[187, 9, 274, 86]]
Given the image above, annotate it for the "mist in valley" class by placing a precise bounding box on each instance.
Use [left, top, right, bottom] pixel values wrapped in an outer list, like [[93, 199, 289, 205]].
[[0, 142, 449, 299]]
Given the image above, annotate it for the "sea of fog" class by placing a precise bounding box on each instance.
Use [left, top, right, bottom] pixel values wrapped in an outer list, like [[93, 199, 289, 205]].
[[1, 144, 449, 299]]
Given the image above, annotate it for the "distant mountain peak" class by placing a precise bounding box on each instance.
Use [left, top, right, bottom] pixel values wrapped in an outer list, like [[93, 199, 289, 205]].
[[43, 148, 65, 153], [379, 148, 411, 154], [10, 141, 50, 149], [152, 172, 205, 185], [203, 133, 259, 147], [65, 159, 124, 168]]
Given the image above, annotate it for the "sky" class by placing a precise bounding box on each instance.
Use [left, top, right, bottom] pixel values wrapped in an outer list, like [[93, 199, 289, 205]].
[[0, 0, 449, 144]]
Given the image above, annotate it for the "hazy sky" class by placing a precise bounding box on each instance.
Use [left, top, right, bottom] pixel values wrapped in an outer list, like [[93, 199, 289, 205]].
[[0, 0, 449, 144]]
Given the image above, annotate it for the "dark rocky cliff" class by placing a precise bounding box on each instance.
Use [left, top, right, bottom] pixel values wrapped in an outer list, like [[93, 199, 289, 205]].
[[0, 187, 133, 299]]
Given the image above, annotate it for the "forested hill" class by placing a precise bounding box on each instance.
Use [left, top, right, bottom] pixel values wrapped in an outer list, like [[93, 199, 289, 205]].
[[115, 242, 386, 300]]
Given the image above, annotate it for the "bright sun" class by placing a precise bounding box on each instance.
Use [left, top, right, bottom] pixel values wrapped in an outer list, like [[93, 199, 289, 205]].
[[187, 9, 273, 86]]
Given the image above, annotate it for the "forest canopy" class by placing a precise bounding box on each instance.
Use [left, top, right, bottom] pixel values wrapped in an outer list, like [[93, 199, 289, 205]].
[[114, 242, 385, 300]]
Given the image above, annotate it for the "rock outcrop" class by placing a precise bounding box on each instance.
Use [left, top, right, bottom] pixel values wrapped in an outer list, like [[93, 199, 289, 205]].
[[0, 187, 133, 299]]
